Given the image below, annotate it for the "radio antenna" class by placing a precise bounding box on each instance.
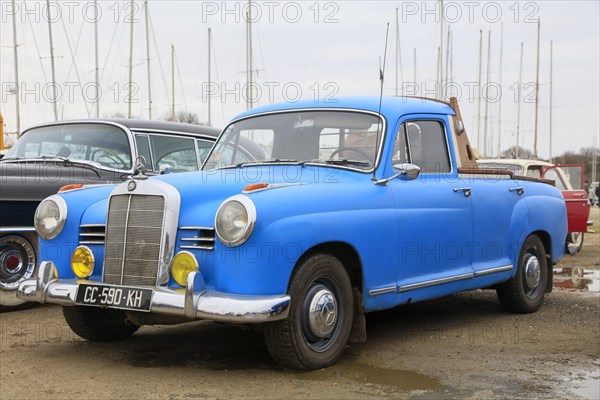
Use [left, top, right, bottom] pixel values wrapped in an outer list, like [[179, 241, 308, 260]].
[[372, 23, 390, 181]]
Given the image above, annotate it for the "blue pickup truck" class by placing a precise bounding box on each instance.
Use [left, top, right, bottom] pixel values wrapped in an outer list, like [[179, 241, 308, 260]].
[[17, 97, 568, 370]]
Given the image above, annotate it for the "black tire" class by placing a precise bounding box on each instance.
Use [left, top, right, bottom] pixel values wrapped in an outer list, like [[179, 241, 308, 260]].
[[264, 253, 354, 370], [63, 306, 139, 341], [567, 232, 584, 252], [497, 235, 548, 313]]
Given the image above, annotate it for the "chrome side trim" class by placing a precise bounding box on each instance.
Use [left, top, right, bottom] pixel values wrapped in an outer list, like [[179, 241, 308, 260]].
[[398, 273, 473, 293], [17, 263, 290, 323], [473, 265, 513, 277], [179, 227, 215, 250], [368, 286, 397, 296], [0, 227, 36, 233]]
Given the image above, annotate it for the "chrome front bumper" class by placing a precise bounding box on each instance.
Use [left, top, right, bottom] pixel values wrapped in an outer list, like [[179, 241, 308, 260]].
[[17, 261, 290, 323]]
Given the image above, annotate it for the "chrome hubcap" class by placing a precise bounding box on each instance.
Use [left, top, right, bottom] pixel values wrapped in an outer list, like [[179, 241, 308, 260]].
[[525, 255, 541, 290], [307, 288, 338, 339]]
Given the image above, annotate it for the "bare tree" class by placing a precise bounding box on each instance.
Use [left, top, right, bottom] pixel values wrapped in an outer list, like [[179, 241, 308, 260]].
[[162, 111, 208, 126], [499, 146, 533, 160]]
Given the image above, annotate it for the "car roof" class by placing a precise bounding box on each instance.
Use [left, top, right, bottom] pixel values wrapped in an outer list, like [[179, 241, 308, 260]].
[[230, 96, 456, 122], [23, 119, 221, 138]]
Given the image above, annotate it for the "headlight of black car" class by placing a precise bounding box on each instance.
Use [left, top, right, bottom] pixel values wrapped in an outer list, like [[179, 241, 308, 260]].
[[34, 195, 68, 240], [215, 195, 256, 247]]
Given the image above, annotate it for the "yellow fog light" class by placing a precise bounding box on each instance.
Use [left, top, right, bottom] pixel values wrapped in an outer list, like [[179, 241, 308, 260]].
[[171, 251, 198, 287], [71, 246, 95, 279]]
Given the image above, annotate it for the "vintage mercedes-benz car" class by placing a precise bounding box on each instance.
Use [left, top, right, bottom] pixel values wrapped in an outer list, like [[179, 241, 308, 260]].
[[0, 119, 221, 310], [17, 97, 569, 370]]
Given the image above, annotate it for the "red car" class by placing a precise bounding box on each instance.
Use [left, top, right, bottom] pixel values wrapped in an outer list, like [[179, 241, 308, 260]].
[[479, 160, 591, 252]]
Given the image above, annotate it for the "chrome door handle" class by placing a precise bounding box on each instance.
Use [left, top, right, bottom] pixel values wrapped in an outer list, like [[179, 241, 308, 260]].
[[509, 187, 525, 196], [573, 193, 586, 198], [453, 187, 472, 197]]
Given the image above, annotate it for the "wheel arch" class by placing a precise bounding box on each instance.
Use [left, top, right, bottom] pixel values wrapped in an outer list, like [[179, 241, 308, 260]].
[[293, 241, 364, 298]]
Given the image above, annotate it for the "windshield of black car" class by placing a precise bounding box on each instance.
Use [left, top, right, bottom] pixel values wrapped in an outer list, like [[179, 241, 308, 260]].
[[3, 123, 132, 170], [203, 111, 383, 171]]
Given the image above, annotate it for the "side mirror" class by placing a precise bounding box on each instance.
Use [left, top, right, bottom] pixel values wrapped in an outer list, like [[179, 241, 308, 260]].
[[393, 163, 421, 181], [375, 163, 420, 185]]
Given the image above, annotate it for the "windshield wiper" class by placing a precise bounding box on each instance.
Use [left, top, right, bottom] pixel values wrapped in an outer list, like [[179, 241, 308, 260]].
[[217, 159, 300, 170], [1, 156, 102, 177], [300, 159, 371, 168]]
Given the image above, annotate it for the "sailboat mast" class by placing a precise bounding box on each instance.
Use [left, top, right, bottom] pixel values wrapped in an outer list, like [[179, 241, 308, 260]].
[[516, 42, 523, 158], [438, 0, 444, 98], [127, 0, 134, 118], [94, 0, 99, 118], [171, 45, 175, 120], [476, 29, 482, 149], [444, 27, 450, 99], [46, 0, 58, 121], [12, 0, 21, 134], [208, 28, 212, 126], [533, 18, 540, 160], [144, 0, 152, 119], [549, 40, 553, 163], [413, 48, 417, 85], [246, 0, 254, 110], [483, 31, 491, 157], [497, 23, 503, 155]]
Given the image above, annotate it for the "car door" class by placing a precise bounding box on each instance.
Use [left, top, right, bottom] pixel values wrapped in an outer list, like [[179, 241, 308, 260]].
[[466, 172, 521, 276], [389, 116, 474, 301], [543, 164, 589, 233]]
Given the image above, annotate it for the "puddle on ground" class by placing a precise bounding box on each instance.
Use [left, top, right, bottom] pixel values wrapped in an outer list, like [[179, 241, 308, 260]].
[[297, 356, 442, 394], [553, 268, 600, 292], [564, 369, 600, 399]]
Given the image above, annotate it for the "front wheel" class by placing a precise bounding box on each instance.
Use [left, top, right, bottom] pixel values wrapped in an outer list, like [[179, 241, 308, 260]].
[[497, 235, 548, 313], [63, 306, 139, 341], [264, 254, 354, 370], [567, 232, 584, 252]]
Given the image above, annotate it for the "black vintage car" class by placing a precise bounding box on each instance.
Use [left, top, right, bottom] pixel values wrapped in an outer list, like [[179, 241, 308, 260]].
[[0, 119, 222, 310]]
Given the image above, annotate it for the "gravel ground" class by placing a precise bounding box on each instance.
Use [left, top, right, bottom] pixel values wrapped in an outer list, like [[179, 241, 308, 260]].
[[1, 208, 598, 399]]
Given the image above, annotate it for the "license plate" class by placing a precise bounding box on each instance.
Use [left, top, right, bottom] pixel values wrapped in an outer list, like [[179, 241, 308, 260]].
[[76, 284, 152, 312]]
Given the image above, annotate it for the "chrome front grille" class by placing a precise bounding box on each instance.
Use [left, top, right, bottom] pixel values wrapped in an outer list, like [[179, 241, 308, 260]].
[[179, 226, 215, 250], [79, 224, 106, 245], [103, 194, 165, 286]]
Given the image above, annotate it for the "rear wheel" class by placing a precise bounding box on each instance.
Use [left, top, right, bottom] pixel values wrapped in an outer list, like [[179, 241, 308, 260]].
[[567, 232, 584, 252], [497, 235, 548, 313], [264, 253, 354, 370], [63, 306, 139, 341]]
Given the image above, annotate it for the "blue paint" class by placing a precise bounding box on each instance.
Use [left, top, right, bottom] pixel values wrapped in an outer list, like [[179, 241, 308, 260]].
[[39, 97, 567, 313]]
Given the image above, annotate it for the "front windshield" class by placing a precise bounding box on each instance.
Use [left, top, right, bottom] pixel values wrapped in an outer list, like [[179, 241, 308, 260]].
[[4, 123, 132, 170], [204, 111, 383, 171]]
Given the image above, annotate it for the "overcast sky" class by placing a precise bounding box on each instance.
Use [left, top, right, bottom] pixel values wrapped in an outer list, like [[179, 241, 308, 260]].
[[1, 0, 599, 159]]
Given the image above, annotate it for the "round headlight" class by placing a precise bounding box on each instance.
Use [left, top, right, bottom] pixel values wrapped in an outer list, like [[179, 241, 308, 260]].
[[171, 251, 199, 287], [215, 195, 256, 247], [71, 246, 95, 279], [34, 195, 67, 240]]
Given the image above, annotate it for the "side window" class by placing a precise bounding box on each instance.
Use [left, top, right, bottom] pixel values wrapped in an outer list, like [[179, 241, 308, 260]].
[[399, 120, 450, 173], [196, 139, 214, 165], [134, 135, 153, 170], [149, 135, 198, 172], [542, 168, 567, 190], [392, 125, 409, 164]]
